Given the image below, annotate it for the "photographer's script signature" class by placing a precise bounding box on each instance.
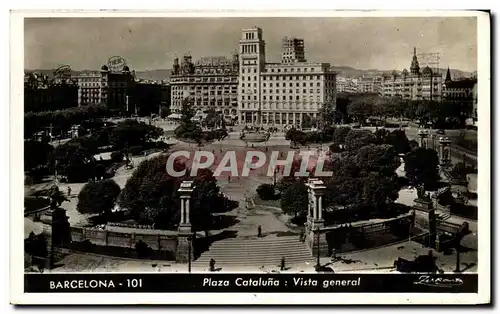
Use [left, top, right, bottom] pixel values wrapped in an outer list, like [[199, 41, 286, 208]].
[[414, 275, 464, 288]]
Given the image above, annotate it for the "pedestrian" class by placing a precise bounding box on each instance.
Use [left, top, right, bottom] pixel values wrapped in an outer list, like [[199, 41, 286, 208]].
[[258, 225, 262, 237], [67, 186, 71, 197], [209, 258, 216, 272], [228, 175, 231, 183], [280, 256, 286, 271]]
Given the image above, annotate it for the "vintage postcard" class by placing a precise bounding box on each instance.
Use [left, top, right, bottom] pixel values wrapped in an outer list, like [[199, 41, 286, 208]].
[[10, 10, 490, 305]]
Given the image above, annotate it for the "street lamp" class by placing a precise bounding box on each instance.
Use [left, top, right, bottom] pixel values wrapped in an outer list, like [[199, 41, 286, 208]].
[[187, 234, 193, 273], [454, 237, 461, 273], [316, 227, 321, 269]]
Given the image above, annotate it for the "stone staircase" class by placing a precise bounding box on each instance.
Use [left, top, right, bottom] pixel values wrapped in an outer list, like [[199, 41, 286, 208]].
[[193, 235, 313, 268]]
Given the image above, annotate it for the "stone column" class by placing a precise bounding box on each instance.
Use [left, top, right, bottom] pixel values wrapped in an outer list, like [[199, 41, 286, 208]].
[[418, 129, 429, 148], [304, 180, 328, 257], [438, 136, 452, 167], [176, 181, 194, 263]]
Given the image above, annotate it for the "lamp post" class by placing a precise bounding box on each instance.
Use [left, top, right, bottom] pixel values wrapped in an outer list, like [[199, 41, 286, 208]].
[[454, 237, 461, 273], [316, 227, 321, 269], [187, 234, 193, 273]]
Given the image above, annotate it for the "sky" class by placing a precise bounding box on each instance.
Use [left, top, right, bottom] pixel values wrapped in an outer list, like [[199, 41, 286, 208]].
[[24, 17, 477, 72]]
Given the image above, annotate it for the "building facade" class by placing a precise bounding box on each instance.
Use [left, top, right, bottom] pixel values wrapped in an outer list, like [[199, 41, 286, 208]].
[[357, 75, 382, 94], [133, 81, 171, 116], [336, 77, 358, 93], [24, 72, 78, 113], [381, 48, 443, 101], [238, 27, 337, 126], [77, 65, 135, 112], [170, 55, 239, 119]]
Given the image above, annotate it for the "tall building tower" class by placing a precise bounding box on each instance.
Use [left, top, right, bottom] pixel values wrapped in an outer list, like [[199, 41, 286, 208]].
[[410, 47, 420, 75], [238, 27, 266, 124], [445, 67, 452, 83], [281, 37, 306, 64]]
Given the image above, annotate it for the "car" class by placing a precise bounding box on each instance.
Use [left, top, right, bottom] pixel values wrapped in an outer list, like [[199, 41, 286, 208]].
[[436, 129, 446, 135]]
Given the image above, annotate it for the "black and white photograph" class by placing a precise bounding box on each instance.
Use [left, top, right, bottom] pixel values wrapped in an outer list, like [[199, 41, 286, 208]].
[[10, 10, 490, 305]]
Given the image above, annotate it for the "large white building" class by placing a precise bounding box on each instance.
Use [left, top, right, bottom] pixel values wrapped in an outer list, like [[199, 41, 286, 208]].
[[238, 27, 337, 126], [380, 48, 443, 101]]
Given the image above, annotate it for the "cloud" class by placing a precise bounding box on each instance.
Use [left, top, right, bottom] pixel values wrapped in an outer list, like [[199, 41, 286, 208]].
[[24, 17, 477, 72]]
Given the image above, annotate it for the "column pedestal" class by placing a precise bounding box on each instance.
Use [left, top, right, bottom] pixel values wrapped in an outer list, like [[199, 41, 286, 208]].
[[305, 220, 329, 257]]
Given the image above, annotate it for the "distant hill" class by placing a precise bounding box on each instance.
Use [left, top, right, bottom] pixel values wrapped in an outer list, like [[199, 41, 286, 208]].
[[332, 66, 474, 79], [25, 66, 473, 81]]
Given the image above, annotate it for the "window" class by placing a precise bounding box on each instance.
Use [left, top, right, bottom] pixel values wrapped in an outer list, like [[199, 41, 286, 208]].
[[289, 95, 293, 100], [276, 96, 280, 100], [296, 83, 299, 87], [278, 69, 281, 73], [242, 77, 245, 81], [254, 69, 257, 73], [254, 83, 257, 87], [310, 89, 313, 93], [270, 83, 273, 87], [303, 82, 306, 87], [310, 68, 314, 72], [317, 89, 320, 93], [310, 82, 313, 87], [270, 96, 273, 100], [304, 68, 308, 72], [263, 96, 267, 100], [296, 95, 300, 100], [296, 89, 299, 93], [289, 89, 292, 93], [317, 83, 320, 87], [254, 89, 257, 93], [303, 89, 306, 93], [276, 89, 279, 94], [289, 83, 292, 87], [242, 68, 245, 73], [284, 69, 287, 72], [248, 83, 251, 87], [254, 96, 257, 100], [264, 83, 267, 87]]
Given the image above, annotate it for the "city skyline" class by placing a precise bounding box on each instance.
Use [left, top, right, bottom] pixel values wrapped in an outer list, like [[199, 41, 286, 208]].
[[25, 17, 477, 73]]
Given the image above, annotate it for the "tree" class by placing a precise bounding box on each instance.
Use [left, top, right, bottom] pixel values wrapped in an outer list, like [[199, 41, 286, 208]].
[[322, 143, 401, 221], [333, 126, 351, 146], [318, 103, 335, 128], [302, 114, 314, 129], [50, 137, 99, 182], [174, 99, 204, 141], [110, 151, 124, 163], [110, 119, 163, 150], [344, 129, 376, 151], [352, 144, 400, 177], [347, 99, 373, 123], [256, 184, 275, 200], [24, 140, 54, 171], [205, 108, 223, 129], [118, 154, 224, 231], [77, 179, 121, 216], [285, 128, 307, 147], [404, 148, 440, 190], [280, 182, 308, 218], [387, 129, 410, 154]]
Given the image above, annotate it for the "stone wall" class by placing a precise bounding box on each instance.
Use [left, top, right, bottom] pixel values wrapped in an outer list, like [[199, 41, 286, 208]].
[[69, 226, 177, 256]]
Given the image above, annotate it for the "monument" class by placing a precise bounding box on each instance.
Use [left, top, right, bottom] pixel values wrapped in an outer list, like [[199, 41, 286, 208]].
[[304, 179, 329, 257], [176, 181, 195, 263]]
